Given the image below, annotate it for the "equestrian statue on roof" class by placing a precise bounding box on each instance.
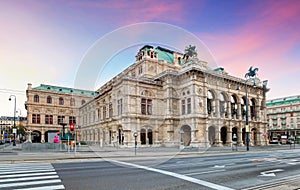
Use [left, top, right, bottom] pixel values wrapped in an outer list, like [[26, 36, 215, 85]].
[[245, 66, 258, 78], [183, 45, 197, 63]]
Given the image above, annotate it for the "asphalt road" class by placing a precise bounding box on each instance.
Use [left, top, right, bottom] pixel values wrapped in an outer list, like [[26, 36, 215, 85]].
[[1, 149, 300, 190], [52, 149, 300, 190]]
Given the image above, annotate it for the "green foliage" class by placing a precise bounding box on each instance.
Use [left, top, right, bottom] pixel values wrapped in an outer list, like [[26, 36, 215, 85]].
[[17, 124, 26, 136]]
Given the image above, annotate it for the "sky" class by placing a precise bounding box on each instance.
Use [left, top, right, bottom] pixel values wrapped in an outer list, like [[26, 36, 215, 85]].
[[0, 0, 299, 117]]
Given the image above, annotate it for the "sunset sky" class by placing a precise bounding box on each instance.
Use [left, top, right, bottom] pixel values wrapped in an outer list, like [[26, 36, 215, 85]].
[[0, 0, 299, 117]]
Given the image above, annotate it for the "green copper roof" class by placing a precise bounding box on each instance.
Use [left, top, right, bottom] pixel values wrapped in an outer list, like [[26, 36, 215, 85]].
[[155, 46, 174, 63], [266, 95, 300, 106], [34, 84, 98, 96]]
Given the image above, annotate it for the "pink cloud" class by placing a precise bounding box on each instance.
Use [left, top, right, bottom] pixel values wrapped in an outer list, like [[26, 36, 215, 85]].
[[200, 0, 300, 81], [70, 0, 187, 25]]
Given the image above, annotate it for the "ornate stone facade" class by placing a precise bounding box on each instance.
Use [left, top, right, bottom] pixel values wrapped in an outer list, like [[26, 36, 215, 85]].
[[25, 84, 97, 143], [79, 45, 268, 147]]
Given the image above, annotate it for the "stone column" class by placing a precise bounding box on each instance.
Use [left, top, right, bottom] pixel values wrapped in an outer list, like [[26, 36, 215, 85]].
[[237, 103, 242, 120], [214, 126, 222, 146], [215, 99, 220, 118], [237, 128, 244, 146], [226, 129, 232, 145], [227, 101, 232, 119]]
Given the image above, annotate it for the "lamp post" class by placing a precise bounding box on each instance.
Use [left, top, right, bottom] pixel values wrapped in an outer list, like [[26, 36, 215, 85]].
[[244, 67, 259, 151], [9, 95, 16, 146], [133, 131, 138, 156]]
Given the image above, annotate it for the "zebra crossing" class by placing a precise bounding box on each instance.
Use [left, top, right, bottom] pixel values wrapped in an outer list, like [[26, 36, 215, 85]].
[[0, 163, 65, 190]]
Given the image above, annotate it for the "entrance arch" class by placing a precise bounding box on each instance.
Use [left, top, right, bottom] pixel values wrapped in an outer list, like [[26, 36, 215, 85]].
[[181, 125, 191, 146], [242, 128, 246, 145], [232, 127, 238, 140], [251, 128, 257, 145], [208, 126, 215, 145], [221, 127, 227, 144], [32, 130, 41, 143], [140, 128, 153, 145], [147, 129, 153, 145], [140, 128, 146, 145]]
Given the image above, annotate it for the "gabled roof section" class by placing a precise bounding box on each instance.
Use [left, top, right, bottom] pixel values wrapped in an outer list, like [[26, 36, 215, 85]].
[[33, 84, 98, 96]]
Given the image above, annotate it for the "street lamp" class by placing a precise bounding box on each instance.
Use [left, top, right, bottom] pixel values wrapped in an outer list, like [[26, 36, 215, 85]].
[[133, 131, 138, 156], [9, 95, 16, 146], [244, 67, 258, 151]]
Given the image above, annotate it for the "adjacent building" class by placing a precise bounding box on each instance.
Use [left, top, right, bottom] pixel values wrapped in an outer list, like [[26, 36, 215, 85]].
[[266, 95, 300, 139], [25, 84, 98, 143], [79, 45, 269, 147]]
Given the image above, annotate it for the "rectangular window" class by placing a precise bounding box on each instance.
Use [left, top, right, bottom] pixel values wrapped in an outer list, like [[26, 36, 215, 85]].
[[45, 115, 53, 124], [141, 98, 147, 114], [32, 114, 40, 124], [109, 103, 113, 118], [118, 99, 123, 115], [97, 109, 100, 120], [58, 115, 65, 125], [147, 99, 152, 115], [187, 98, 191, 114], [141, 98, 152, 115], [138, 66, 143, 74], [69, 116, 76, 124], [182, 99, 186, 115], [103, 106, 106, 119]]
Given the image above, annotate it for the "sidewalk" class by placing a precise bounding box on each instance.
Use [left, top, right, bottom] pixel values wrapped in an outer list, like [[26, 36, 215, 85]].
[[0, 143, 299, 163]]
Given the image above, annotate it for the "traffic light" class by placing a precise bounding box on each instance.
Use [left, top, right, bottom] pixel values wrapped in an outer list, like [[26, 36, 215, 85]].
[[70, 123, 75, 131]]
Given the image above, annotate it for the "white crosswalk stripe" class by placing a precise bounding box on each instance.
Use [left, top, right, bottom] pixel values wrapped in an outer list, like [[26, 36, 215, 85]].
[[0, 163, 65, 190]]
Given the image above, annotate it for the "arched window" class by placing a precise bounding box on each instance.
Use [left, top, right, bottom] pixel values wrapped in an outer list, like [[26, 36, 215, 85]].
[[33, 95, 39, 103], [219, 93, 227, 116], [231, 95, 238, 118], [250, 99, 256, 119], [59, 97, 64, 105], [70, 98, 75, 106], [81, 100, 86, 105], [207, 90, 214, 114], [47, 96, 52, 104]]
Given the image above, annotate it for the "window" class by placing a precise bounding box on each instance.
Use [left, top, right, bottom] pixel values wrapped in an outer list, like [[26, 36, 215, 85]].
[[138, 66, 143, 74], [81, 100, 86, 105], [58, 115, 65, 125], [97, 108, 100, 120], [32, 114, 40, 124], [109, 103, 113, 118], [103, 106, 106, 119], [118, 99, 123, 115], [187, 98, 191, 114], [69, 116, 76, 124], [59, 97, 64, 105], [34, 95, 39, 103], [141, 98, 152, 115], [182, 99, 186, 115], [147, 99, 152, 115], [70, 98, 75, 106], [45, 115, 53, 124], [47, 96, 52, 104]]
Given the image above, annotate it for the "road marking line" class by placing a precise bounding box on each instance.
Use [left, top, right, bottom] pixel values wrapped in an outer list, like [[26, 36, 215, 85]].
[[0, 175, 59, 183], [184, 169, 226, 176], [0, 179, 61, 188], [0, 172, 57, 178], [110, 160, 235, 190], [14, 184, 65, 190], [0, 169, 55, 175]]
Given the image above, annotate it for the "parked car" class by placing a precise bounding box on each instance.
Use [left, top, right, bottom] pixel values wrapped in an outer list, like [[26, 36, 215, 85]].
[[269, 137, 278, 144], [280, 135, 288, 144]]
